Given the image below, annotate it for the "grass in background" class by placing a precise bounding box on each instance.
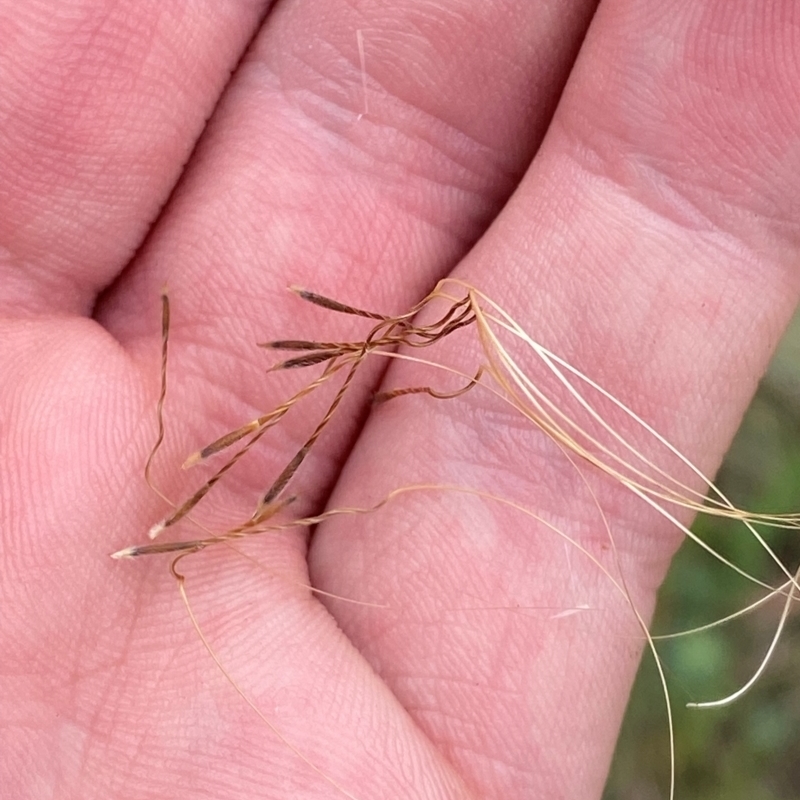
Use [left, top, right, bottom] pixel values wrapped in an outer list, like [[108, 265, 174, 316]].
[[605, 312, 800, 799]]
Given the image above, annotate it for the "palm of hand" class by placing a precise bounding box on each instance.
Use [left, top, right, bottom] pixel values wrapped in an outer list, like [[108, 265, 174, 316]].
[[2, 3, 799, 799]]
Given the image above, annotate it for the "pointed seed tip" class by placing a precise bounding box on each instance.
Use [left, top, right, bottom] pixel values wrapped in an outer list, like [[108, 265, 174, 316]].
[[182, 452, 201, 469], [148, 521, 166, 540]]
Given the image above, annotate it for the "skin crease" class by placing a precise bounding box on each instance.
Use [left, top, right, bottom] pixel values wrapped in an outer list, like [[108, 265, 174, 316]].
[[1, 0, 799, 798]]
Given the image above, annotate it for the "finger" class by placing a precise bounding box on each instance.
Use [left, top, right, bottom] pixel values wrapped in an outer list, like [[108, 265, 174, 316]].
[[98, 0, 597, 411], [86, 1, 601, 795], [94, 0, 601, 557], [0, 0, 270, 317], [310, 2, 800, 797]]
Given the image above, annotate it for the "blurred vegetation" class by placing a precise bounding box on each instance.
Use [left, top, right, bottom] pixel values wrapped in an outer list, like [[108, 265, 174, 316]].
[[604, 311, 800, 800]]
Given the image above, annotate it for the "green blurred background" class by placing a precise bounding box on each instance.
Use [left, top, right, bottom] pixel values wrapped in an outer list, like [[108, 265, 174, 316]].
[[604, 312, 800, 800]]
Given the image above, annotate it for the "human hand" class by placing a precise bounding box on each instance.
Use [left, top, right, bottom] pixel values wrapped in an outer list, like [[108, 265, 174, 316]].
[[2, 2, 798, 798]]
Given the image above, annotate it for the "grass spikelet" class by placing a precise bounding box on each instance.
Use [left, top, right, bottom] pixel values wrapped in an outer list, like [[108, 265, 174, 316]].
[[116, 280, 800, 799]]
